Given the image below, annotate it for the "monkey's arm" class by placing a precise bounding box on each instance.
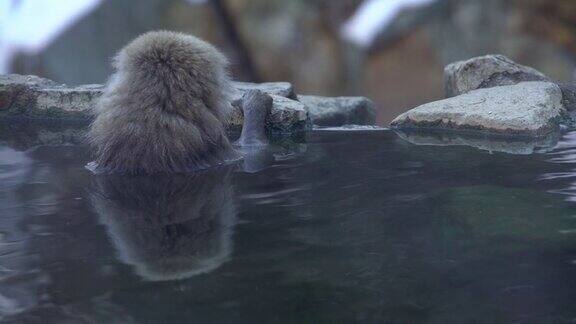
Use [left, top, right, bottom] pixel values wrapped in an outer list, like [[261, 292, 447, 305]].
[[237, 90, 272, 146]]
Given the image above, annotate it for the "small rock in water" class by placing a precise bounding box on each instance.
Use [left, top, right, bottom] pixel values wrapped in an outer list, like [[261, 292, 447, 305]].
[[298, 95, 376, 127]]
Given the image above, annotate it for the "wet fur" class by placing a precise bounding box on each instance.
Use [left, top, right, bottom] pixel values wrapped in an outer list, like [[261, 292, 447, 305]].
[[88, 31, 238, 174]]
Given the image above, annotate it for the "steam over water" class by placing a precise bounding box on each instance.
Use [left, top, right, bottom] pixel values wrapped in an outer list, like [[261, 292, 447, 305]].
[[2, 124, 576, 323]]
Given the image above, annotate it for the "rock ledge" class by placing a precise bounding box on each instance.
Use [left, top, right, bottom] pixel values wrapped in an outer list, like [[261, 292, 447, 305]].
[[392, 82, 564, 137], [0, 74, 376, 133], [0, 75, 309, 133]]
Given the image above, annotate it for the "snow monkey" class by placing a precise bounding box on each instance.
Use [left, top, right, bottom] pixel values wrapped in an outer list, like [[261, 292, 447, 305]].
[[88, 31, 240, 174]]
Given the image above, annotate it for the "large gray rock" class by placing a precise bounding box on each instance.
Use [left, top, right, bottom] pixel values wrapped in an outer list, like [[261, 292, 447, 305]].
[[444, 54, 550, 97], [297, 95, 376, 127], [391, 82, 564, 137], [0, 74, 310, 133], [0, 74, 102, 120]]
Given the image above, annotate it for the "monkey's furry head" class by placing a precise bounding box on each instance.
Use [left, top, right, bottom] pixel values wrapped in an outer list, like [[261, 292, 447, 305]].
[[88, 31, 239, 174]]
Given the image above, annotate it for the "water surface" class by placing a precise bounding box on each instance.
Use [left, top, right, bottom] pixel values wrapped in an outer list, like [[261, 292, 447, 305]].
[[2, 125, 576, 323]]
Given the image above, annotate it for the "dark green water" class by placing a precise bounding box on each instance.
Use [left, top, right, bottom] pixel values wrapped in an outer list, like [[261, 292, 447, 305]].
[[2, 125, 576, 323]]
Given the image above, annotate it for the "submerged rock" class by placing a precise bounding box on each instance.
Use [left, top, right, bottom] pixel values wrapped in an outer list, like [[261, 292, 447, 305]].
[[391, 82, 564, 137], [394, 128, 559, 155], [297, 95, 376, 127], [0, 74, 310, 133], [0, 122, 87, 150], [444, 54, 550, 97]]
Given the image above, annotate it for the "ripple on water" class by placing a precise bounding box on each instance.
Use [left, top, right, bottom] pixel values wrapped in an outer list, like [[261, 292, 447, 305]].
[[1, 127, 576, 322]]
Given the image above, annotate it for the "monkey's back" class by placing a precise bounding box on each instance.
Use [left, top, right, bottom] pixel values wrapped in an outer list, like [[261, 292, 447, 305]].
[[88, 31, 238, 174]]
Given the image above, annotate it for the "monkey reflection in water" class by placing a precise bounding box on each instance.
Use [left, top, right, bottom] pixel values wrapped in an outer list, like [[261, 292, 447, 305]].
[[90, 88, 298, 280], [91, 167, 236, 281], [87, 31, 291, 280]]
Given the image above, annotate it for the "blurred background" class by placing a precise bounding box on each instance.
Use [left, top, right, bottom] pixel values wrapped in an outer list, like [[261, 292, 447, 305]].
[[1, 0, 576, 125]]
